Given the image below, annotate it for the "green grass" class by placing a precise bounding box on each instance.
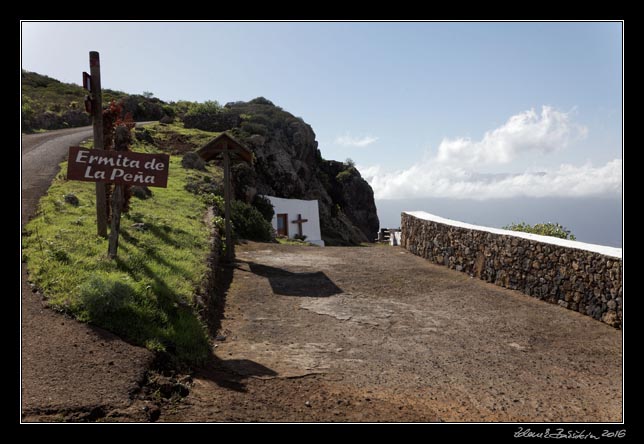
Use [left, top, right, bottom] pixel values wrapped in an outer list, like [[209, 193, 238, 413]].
[[276, 237, 317, 247], [145, 121, 221, 148], [22, 154, 218, 366]]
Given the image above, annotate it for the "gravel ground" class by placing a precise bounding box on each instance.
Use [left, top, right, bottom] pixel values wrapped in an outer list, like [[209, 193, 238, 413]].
[[161, 242, 622, 423]]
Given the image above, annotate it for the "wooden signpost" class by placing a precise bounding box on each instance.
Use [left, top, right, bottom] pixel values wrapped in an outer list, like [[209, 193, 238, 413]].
[[197, 133, 253, 262], [67, 147, 170, 187], [74, 50, 172, 259], [66, 146, 169, 258], [87, 51, 108, 238]]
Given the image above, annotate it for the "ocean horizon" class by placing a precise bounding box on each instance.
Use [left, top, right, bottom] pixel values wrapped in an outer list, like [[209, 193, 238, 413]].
[[375, 197, 622, 248]]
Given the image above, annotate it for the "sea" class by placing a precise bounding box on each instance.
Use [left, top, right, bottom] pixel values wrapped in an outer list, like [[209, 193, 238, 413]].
[[375, 197, 623, 248]]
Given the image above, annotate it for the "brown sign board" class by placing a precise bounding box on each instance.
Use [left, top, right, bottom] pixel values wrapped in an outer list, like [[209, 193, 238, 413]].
[[67, 146, 169, 188]]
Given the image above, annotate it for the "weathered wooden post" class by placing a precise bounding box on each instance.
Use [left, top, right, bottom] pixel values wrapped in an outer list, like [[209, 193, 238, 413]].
[[107, 126, 129, 259], [89, 51, 108, 237], [107, 185, 124, 258], [197, 133, 253, 262]]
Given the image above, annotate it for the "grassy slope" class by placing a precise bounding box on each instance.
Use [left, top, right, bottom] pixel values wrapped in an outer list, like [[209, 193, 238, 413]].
[[21, 70, 164, 132], [22, 125, 222, 365], [22, 70, 127, 108]]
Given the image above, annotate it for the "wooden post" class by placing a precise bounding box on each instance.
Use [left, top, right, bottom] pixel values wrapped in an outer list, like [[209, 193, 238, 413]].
[[107, 185, 124, 258], [223, 143, 233, 261], [90, 51, 108, 238]]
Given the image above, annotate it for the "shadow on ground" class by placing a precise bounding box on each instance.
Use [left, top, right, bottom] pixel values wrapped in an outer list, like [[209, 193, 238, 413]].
[[198, 357, 278, 393], [247, 262, 343, 297], [196, 255, 279, 393]]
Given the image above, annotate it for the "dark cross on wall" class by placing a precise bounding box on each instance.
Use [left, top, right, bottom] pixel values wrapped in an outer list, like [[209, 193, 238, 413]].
[[292, 214, 308, 236]]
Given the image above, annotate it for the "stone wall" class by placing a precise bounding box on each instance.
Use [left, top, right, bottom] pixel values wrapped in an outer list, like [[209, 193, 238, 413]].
[[194, 206, 225, 338], [401, 212, 623, 328]]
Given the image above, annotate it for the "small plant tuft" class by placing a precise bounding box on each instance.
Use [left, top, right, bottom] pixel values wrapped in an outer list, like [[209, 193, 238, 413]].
[[503, 222, 576, 241]]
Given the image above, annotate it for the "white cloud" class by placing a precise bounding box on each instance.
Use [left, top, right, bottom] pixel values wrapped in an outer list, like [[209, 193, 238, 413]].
[[358, 106, 618, 200], [362, 159, 622, 200], [436, 106, 588, 165], [335, 134, 379, 147]]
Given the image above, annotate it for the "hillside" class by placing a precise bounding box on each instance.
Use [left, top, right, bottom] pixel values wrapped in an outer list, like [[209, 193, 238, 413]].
[[21, 71, 379, 244], [21, 70, 171, 131], [174, 97, 380, 244]]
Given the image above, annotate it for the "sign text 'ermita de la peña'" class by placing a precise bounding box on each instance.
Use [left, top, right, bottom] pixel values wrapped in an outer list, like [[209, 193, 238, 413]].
[[67, 146, 170, 188]]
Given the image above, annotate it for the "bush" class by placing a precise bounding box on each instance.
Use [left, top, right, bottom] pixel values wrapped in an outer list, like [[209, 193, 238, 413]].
[[231, 200, 273, 242], [131, 186, 152, 200], [185, 177, 220, 196], [120, 95, 164, 121], [336, 167, 355, 183], [183, 101, 241, 132], [251, 195, 274, 222], [248, 97, 274, 106], [240, 121, 268, 136], [231, 163, 257, 200], [503, 222, 576, 240], [181, 152, 206, 171]]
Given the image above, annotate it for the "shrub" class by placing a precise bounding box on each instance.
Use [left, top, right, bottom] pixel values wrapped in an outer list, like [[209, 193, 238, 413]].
[[183, 101, 241, 132], [336, 167, 355, 183], [131, 186, 152, 200], [503, 222, 576, 240], [240, 121, 268, 136], [231, 200, 273, 242], [231, 163, 257, 200], [248, 97, 274, 106], [162, 105, 176, 118], [251, 195, 274, 222], [181, 152, 206, 171], [203, 194, 224, 213]]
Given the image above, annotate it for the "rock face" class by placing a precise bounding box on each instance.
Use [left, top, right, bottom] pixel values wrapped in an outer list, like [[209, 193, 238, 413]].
[[212, 98, 379, 245], [401, 212, 623, 328]]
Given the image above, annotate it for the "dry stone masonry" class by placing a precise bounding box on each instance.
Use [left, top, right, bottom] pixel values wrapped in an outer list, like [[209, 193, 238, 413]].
[[401, 211, 622, 328]]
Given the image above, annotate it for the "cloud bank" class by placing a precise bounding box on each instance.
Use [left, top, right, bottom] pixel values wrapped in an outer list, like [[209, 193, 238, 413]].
[[362, 160, 622, 200], [335, 134, 379, 147], [360, 107, 621, 200], [436, 106, 588, 165]]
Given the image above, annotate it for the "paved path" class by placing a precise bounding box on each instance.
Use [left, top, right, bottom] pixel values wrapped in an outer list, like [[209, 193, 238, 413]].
[[163, 243, 622, 422], [21, 127, 153, 422]]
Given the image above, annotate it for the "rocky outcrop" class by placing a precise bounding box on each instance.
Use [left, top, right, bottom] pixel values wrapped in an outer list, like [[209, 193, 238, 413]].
[[215, 98, 379, 245]]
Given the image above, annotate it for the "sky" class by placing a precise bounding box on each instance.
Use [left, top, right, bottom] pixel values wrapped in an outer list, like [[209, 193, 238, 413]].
[[21, 21, 622, 203]]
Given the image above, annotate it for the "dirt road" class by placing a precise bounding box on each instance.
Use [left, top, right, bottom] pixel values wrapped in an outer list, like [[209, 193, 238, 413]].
[[163, 242, 622, 422], [21, 127, 153, 422]]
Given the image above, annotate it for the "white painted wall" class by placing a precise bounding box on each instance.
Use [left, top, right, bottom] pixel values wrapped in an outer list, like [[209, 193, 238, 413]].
[[265, 196, 325, 246]]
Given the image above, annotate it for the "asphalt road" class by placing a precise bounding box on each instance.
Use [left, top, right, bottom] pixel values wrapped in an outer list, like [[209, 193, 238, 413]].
[[21, 126, 94, 226]]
